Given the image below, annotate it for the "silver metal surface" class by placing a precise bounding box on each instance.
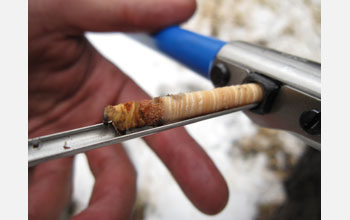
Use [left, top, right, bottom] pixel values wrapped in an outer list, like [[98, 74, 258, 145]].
[[244, 86, 320, 150], [213, 42, 321, 150], [29, 104, 256, 167], [215, 41, 320, 98]]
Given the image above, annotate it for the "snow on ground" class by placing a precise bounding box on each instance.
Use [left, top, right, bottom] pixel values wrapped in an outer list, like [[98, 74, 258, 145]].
[[71, 0, 319, 219], [184, 0, 320, 62]]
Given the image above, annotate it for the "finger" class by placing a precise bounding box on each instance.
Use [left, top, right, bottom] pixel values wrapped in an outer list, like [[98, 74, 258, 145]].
[[72, 144, 136, 220], [116, 74, 229, 214], [28, 157, 73, 220], [39, 0, 196, 32], [145, 129, 229, 214]]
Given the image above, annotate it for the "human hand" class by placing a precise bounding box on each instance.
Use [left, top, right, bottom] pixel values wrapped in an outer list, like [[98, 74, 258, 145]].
[[28, 0, 229, 219]]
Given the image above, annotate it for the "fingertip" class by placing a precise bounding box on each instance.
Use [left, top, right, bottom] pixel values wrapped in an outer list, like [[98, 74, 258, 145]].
[[182, 153, 229, 215], [144, 127, 229, 215], [123, 0, 197, 31], [173, 0, 197, 23], [161, 0, 197, 28], [194, 177, 229, 215]]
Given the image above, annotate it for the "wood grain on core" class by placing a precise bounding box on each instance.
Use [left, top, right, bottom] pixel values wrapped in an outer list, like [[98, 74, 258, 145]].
[[104, 83, 264, 133]]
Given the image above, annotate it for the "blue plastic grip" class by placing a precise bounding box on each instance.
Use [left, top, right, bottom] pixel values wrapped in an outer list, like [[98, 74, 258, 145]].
[[153, 26, 227, 78]]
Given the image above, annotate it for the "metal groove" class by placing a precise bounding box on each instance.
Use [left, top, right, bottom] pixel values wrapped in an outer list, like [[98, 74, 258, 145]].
[[29, 104, 256, 167]]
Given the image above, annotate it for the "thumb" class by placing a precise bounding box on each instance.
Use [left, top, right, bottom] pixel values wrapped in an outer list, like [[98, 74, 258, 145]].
[[43, 0, 196, 32]]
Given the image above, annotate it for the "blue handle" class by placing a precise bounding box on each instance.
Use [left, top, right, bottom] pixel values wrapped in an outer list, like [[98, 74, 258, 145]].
[[153, 26, 227, 78]]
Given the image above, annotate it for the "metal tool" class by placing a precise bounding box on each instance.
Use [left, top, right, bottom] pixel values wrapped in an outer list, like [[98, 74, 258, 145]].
[[29, 104, 255, 167], [29, 26, 321, 166], [145, 26, 321, 150], [210, 41, 321, 150]]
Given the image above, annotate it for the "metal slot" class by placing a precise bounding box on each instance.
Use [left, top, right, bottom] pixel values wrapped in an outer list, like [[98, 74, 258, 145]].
[[29, 104, 256, 167]]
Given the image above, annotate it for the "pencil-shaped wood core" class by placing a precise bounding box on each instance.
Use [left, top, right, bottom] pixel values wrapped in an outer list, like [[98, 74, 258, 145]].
[[104, 83, 264, 133]]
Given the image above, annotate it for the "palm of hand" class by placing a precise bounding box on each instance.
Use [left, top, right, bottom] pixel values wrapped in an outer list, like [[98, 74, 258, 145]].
[[29, 1, 228, 219]]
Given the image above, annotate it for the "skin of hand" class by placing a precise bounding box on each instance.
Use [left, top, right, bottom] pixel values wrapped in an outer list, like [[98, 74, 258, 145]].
[[28, 0, 229, 219]]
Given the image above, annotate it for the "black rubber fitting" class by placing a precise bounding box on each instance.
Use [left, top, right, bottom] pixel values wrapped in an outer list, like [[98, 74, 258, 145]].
[[299, 109, 321, 135], [243, 73, 280, 114], [210, 63, 230, 87]]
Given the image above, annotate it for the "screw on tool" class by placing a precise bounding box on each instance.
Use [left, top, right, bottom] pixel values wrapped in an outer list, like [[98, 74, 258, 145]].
[[299, 109, 321, 135], [210, 63, 230, 87]]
